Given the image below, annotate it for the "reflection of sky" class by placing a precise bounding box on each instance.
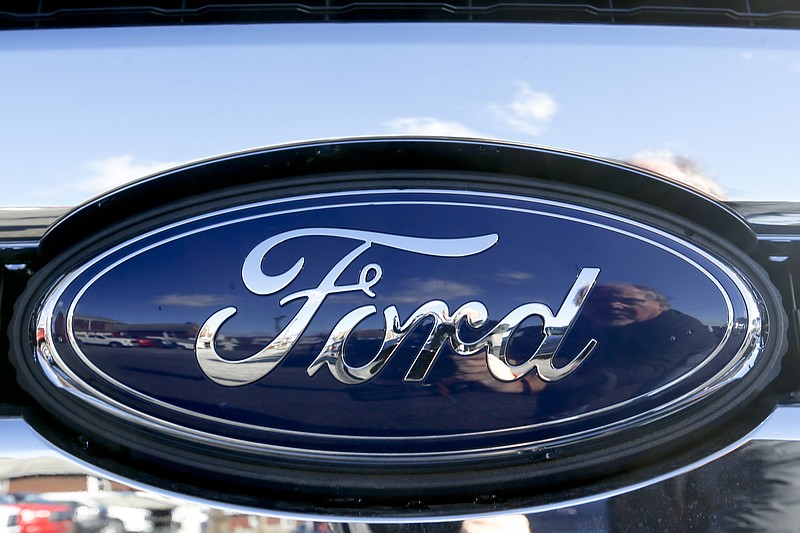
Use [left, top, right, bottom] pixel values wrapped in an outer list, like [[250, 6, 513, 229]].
[[1, 24, 799, 206]]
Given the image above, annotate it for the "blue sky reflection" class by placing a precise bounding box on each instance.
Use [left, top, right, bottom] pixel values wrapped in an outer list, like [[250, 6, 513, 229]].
[[2, 23, 799, 205]]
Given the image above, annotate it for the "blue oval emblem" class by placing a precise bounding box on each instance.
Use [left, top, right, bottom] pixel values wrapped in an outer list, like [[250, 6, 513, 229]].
[[27, 185, 769, 464]]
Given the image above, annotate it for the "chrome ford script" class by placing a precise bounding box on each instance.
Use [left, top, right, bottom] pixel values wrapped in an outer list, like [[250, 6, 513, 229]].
[[197, 228, 600, 387], [31, 188, 764, 458]]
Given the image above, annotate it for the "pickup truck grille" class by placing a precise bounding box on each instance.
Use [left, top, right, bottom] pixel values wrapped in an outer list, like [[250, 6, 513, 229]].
[[1, 1, 799, 30]]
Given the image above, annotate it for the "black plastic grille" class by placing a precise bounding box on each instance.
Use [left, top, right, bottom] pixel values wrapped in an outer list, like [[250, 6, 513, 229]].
[[0, 266, 35, 406], [1, 1, 800, 30]]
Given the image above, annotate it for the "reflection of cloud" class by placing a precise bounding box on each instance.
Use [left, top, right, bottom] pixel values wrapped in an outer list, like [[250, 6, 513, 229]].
[[740, 50, 800, 73], [385, 83, 557, 139], [33, 155, 180, 201], [154, 294, 232, 308], [387, 279, 481, 304], [628, 149, 726, 200], [77, 155, 179, 194], [384, 117, 480, 137], [497, 270, 535, 283], [488, 81, 558, 136]]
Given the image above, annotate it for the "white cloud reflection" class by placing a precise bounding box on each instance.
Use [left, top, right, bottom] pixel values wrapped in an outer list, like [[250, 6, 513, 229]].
[[77, 155, 179, 194], [496, 270, 535, 283], [384, 82, 558, 140], [384, 117, 481, 137], [487, 82, 558, 136], [32, 154, 180, 202], [153, 294, 231, 308]]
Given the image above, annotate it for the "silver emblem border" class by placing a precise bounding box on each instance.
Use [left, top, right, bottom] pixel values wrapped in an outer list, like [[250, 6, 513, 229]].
[[31, 189, 765, 463]]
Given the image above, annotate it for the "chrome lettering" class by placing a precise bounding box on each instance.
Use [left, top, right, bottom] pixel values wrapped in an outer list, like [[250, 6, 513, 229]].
[[196, 227, 598, 387]]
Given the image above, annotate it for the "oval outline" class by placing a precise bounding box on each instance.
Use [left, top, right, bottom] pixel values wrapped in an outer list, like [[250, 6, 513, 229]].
[[33, 188, 765, 461]]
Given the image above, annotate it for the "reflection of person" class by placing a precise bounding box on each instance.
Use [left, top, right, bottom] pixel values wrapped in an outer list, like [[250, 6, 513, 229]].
[[445, 283, 715, 402], [583, 283, 669, 327], [570, 283, 716, 393]]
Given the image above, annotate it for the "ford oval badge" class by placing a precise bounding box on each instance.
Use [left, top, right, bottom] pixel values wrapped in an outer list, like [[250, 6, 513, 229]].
[[12, 140, 784, 507]]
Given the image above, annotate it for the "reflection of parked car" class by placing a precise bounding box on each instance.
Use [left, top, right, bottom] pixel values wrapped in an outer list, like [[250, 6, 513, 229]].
[[134, 336, 195, 349], [62, 502, 108, 533], [0, 505, 21, 533], [171, 339, 194, 350], [133, 338, 157, 348], [76, 333, 138, 348], [41, 494, 120, 533], [142, 336, 177, 349], [133, 333, 195, 350], [88, 492, 174, 533], [0, 495, 73, 533]]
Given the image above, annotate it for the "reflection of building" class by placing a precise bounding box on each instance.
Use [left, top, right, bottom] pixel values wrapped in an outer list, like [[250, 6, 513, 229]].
[[2, 459, 123, 494], [72, 316, 126, 334]]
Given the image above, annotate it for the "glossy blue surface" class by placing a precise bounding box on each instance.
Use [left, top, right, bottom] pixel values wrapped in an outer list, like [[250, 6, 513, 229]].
[[46, 188, 750, 457]]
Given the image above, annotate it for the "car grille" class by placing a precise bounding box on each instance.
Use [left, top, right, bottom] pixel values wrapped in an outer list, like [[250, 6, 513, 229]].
[[1, 1, 799, 30]]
